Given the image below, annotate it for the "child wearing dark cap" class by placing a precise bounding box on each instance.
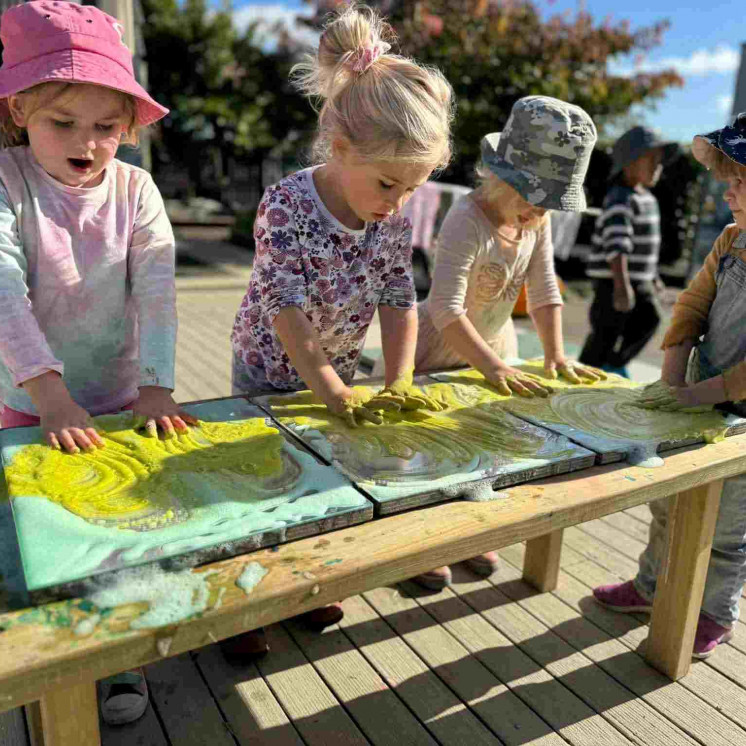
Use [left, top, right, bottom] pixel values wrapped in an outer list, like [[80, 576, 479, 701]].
[[579, 126, 678, 377]]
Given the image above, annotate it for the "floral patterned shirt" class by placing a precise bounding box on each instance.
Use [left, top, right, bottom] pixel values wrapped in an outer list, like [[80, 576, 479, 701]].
[[231, 167, 415, 392]]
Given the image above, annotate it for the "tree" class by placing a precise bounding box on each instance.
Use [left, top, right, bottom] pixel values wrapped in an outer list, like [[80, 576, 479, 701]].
[[308, 1, 683, 182], [140, 0, 314, 197]]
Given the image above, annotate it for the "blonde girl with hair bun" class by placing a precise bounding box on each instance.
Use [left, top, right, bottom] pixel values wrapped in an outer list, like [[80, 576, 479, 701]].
[[229, 3, 453, 650]]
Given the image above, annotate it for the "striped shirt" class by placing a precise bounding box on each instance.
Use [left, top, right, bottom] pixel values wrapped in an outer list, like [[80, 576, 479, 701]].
[[586, 184, 660, 281]]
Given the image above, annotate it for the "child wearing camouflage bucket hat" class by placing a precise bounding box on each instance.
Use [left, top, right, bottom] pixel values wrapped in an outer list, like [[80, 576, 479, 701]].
[[411, 95, 607, 591], [593, 113, 746, 658]]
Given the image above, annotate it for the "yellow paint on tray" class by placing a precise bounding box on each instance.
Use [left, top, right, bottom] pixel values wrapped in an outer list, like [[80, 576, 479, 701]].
[[4, 415, 286, 531], [269, 382, 569, 480], [442, 362, 729, 444]]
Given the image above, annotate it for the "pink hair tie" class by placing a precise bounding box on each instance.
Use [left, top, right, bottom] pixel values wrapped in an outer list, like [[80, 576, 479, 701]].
[[348, 42, 391, 74]]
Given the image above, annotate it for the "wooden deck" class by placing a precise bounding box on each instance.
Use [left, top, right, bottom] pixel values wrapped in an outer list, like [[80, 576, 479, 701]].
[[4, 282, 746, 745]]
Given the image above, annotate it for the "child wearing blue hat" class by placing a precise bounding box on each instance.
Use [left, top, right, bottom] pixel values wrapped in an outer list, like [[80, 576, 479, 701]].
[[594, 113, 746, 658], [579, 126, 678, 376]]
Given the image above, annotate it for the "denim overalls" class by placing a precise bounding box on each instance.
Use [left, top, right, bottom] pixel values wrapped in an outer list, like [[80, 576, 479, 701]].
[[636, 231, 746, 627]]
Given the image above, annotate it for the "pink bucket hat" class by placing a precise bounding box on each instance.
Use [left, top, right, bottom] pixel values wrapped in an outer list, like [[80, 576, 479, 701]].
[[0, 1, 168, 126]]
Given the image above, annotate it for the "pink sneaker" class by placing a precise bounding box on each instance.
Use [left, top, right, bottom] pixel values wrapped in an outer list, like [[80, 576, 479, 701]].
[[693, 615, 734, 659], [593, 580, 653, 613]]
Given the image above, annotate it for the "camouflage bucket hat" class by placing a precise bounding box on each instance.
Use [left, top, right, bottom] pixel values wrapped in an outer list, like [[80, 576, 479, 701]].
[[480, 96, 597, 212], [692, 112, 746, 169]]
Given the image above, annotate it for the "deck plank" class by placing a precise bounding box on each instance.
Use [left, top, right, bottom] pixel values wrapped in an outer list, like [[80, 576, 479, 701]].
[[283, 617, 438, 746], [256, 624, 371, 746], [194, 643, 305, 746], [338, 594, 502, 745], [146, 653, 237, 746], [362, 584, 565, 745], [498, 544, 746, 745], [0, 708, 28, 746]]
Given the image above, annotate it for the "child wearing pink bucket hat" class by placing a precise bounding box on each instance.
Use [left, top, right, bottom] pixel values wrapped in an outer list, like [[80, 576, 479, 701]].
[[0, 1, 195, 725]]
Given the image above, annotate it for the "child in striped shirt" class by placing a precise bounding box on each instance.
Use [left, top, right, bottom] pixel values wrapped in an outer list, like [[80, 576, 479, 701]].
[[579, 126, 678, 377]]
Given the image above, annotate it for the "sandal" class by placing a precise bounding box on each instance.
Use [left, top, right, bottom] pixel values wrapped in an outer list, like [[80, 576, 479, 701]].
[[219, 627, 270, 664], [100, 669, 148, 726]]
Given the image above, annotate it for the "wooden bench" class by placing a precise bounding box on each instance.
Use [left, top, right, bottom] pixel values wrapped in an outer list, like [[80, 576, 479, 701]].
[[2, 430, 745, 746]]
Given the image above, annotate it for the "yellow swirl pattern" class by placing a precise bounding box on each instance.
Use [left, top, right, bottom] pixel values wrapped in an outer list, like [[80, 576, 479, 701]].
[[4, 415, 292, 531], [269, 383, 572, 482]]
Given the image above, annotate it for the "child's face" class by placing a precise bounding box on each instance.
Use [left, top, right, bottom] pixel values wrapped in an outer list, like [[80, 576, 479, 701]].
[[625, 148, 663, 188], [724, 173, 746, 230], [10, 84, 129, 188], [495, 183, 547, 230], [334, 148, 434, 225]]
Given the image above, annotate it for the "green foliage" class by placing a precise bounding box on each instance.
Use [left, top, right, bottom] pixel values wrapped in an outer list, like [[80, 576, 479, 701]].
[[140, 0, 315, 191], [312, 0, 683, 181]]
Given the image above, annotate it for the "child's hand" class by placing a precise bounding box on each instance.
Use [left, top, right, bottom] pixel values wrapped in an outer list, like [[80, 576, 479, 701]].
[[132, 387, 198, 439], [367, 370, 446, 412], [326, 388, 384, 428], [39, 399, 104, 453], [485, 364, 553, 398], [613, 283, 635, 313], [636, 378, 724, 412], [544, 359, 607, 385]]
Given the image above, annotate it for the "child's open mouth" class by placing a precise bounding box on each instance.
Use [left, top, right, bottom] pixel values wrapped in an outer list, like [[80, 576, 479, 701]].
[[68, 158, 93, 172]]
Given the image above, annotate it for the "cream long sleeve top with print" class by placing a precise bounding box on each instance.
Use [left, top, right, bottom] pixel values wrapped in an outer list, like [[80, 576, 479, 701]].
[[415, 194, 563, 372], [0, 147, 177, 416]]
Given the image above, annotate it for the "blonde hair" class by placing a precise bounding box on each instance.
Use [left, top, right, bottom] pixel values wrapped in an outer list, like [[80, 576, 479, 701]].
[[474, 165, 549, 230], [0, 82, 139, 148], [475, 164, 516, 204], [291, 4, 453, 169], [707, 147, 746, 181]]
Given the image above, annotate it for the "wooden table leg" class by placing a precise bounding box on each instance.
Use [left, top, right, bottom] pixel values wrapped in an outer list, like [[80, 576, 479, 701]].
[[25, 681, 101, 746], [646, 480, 723, 680], [523, 529, 563, 592]]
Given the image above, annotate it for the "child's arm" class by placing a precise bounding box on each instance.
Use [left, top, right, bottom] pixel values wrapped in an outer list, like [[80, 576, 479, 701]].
[[128, 178, 196, 437], [526, 220, 605, 383], [273, 308, 381, 425], [597, 191, 636, 312], [0, 188, 102, 452], [428, 207, 551, 397]]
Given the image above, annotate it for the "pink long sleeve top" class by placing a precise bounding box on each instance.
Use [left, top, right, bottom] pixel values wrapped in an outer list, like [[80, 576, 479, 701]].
[[0, 147, 177, 415]]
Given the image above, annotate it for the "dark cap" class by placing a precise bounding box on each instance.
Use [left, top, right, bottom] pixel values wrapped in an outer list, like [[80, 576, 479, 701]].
[[692, 112, 746, 170], [610, 126, 679, 177]]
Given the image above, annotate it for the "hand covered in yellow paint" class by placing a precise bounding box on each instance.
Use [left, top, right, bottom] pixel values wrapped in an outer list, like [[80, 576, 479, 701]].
[[327, 387, 384, 428], [636, 379, 721, 413], [39, 399, 104, 454], [544, 359, 607, 385], [485, 364, 553, 398], [366, 371, 447, 413], [132, 386, 198, 439], [22, 370, 103, 453]]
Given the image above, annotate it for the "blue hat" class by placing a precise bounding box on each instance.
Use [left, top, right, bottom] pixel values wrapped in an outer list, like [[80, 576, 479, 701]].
[[692, 112, 746, 169], [610, 126, 679, 177]]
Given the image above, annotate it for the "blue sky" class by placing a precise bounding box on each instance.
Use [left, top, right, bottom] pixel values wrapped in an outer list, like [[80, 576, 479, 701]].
[[231, 0, 746, 143]]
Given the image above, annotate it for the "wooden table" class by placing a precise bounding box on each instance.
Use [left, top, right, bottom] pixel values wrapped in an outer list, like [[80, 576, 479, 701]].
[[2, 431, 746, 746]]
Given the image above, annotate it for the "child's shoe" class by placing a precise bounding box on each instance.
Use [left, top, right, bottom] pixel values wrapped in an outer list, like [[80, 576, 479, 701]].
[[298, 602, 344, 632], [693, 615, 734, 659], [100, 669, 149, 725], [219, 628, 270, 664], [411, 566, 452, 591], [593, 580, 653, 612], [463, 551, 499, 577]]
